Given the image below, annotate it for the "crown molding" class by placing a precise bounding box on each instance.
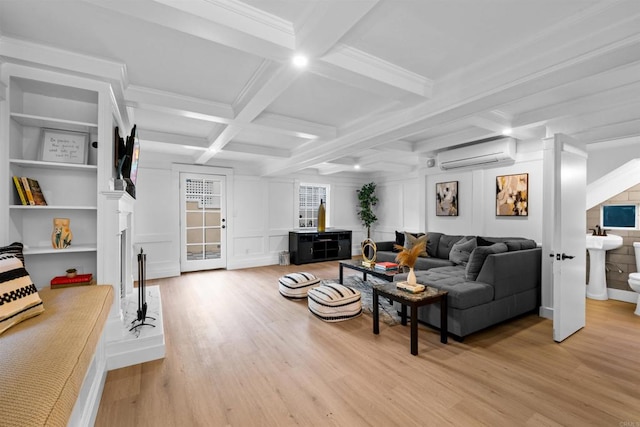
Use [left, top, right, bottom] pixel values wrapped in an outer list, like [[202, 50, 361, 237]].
[[153, 0, 294, 49], [0, 35, 128, 87]]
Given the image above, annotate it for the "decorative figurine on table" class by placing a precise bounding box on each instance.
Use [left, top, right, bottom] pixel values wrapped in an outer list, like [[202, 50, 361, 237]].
[[52, 217, 73, 249]]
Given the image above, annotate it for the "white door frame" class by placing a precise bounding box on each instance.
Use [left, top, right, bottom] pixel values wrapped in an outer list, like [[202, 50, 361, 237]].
[[171, 164, 233, 272]]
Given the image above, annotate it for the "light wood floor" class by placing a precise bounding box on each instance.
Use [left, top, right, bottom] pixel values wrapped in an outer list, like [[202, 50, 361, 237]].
[[96, 261, 640, 426]]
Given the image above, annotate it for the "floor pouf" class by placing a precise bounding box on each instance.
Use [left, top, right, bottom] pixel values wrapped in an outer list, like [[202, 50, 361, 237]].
[[307, 282, 362, 322], [279, 272, 320, 299]]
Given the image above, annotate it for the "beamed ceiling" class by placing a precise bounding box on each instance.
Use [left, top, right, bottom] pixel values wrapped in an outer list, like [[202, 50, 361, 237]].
[[1, 0, 639, 177]]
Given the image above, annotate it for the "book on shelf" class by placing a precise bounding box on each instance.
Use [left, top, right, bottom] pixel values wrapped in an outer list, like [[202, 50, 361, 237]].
[[20, 177, 35, 205], [12, 176, 28, 205], [50, 273, 93, 286], [374, 261, 399, 271], [50, 278, 96, 289], [27, 178, 47, 206]]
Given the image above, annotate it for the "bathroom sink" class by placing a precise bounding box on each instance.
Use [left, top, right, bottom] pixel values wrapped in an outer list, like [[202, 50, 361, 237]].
[[585, 234, 623, 251], [586, 233, 623, 300]]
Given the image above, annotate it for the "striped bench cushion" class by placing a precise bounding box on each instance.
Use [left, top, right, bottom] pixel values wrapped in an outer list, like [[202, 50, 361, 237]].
[[307, 282, 362, 322], [278, 272, 320, 299]]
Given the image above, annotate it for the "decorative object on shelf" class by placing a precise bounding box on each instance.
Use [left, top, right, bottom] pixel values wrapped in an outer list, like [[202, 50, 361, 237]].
[[65, 268, 77, 278], [317, 199, 326, 232], [51, 273, 94, 288], [394, 240, 426, 286], [361, 238, 377, 268], [40, 128, 89, 165], [436, 180, 458, 216], [496, 173, 528, 216], [357, 182, 378, 238], [51, 217, 73, 249]]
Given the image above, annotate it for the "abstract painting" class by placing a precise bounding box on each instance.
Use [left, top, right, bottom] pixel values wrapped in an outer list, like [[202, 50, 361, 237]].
[[496, 173, 528, 216], [436, 181, 458, 216]]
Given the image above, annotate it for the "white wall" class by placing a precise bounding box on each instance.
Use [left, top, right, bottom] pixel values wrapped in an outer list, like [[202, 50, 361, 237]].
[[133, 152, 365, 278]]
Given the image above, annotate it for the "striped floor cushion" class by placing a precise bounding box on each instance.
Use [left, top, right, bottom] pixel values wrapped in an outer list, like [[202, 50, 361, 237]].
[[307, 282, 362, 322], [278, 272, 320, 299]]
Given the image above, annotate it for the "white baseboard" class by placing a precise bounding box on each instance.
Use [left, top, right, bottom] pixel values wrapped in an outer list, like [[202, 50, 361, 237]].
[[539, 306, 553, 319], [607, 288, 638, 303]]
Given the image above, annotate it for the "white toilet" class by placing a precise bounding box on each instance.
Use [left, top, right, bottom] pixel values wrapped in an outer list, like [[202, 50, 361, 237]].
[[628, 242, 640, 316]]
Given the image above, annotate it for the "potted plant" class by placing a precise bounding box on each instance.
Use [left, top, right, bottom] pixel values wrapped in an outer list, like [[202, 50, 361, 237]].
[[357, 182, 378, 238]]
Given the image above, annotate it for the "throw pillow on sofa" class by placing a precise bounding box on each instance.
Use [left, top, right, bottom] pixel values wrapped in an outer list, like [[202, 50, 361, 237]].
[[449, 236, 477, 266], [404, 232, 428, 257], [465, 243, 508, 280], [0, 254, 44, 335], [0, 242, 25, 266]]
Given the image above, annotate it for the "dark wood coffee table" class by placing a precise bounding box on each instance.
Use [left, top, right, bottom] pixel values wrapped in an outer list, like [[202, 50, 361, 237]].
[[339, 259, 400, 284], [372, 283, 448, 355]]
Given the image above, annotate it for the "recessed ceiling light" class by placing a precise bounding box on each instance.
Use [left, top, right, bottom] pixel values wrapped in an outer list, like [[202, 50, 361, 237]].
[[502, 128, 513, 136], [292, 54, 308, 68], [354, 164, 361, 170]]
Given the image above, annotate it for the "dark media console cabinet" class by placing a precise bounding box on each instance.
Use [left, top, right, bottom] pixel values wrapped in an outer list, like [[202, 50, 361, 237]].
[[289, 229, 352, 265]]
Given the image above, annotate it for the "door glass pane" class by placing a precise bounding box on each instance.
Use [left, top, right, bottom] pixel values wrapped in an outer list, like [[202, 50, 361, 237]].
[[187, 229, 203, 244], [205, 210, 220, 226], [186, 212, 203, 227], [205, 228, 220, 242], [205, 244, 220, 259]]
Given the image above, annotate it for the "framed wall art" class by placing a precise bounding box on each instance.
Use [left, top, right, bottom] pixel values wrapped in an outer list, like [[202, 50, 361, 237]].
[[41, 128, 89, 165], [496, 173, 528, 216], [436, 181, 458, 216]]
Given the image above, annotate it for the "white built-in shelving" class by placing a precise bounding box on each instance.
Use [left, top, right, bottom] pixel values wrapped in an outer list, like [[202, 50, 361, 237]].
[[5, 73, 100, 289]]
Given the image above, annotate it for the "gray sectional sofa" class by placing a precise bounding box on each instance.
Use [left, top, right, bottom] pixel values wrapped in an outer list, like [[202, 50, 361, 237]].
[[375, 232, 541, 339]]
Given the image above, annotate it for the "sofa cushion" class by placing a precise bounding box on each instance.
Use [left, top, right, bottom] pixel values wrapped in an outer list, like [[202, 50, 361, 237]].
[[423, 232, 440, 257], [414, 257, 455, 270], [0, 242, 25, 267], [449, 237, 477, 266], [405, 233, 428, 257], [0, 254, 44, 335], [410, 266, 494, 309], [393, 231, 405, 251], [476, 236, 494, 246], [436, 234, 465, 259], [465, 243, 509, 280], [505, 239, 537, 251]]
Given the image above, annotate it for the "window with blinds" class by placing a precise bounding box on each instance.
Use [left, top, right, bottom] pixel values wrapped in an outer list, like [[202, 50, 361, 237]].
[[299, 184, 328, 228]]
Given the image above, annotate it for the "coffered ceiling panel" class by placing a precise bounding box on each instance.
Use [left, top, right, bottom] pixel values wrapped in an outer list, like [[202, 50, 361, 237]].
[[1, 0, 639, 177]]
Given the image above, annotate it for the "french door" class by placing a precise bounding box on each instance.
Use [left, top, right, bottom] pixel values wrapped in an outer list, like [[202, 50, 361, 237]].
[[180, 173, 226, 272]]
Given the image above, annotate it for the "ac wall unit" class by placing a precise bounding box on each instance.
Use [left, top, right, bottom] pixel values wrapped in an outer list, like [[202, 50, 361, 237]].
[[437, 137, 516, 170]]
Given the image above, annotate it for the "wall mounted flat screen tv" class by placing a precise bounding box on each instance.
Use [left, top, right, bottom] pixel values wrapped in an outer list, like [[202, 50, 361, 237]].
[[601, 204, 638, 229]]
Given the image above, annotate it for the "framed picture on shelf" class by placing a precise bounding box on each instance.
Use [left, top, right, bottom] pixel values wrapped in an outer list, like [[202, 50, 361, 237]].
[[436, 181, 458, 216], [496, 173, 528, 216], [40, 128, 89, 165]]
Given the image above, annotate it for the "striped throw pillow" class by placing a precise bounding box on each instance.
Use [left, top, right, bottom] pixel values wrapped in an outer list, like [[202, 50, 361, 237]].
[[0, 254, 44, 335], [0, 242, 25, 266]]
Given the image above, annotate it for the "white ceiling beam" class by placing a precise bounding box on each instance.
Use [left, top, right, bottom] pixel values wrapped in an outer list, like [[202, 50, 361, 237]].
[[138, 129, 208, 148], [321, 44, 433, 98], [262, 28, 640, 176], [126, 85, 234, 123], [197, 63, 304, 163], [152, 0, 295, 49], [251, 112, 336, 140], [513, 81, 640, 128], [83, 0, 292, 60], [294, 1, 379, 56], [573, 118, 640, 144], [467, 111, 512, 134], [223, 141, 290, 158], [372, 140, 415, 153]]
